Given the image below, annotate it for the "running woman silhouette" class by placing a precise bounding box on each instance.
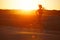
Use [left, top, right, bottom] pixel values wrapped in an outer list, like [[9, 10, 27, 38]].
[[36, 4, 43, 33]]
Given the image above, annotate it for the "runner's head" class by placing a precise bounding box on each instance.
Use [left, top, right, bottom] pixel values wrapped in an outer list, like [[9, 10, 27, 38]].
[[38, 4, 42, 9]]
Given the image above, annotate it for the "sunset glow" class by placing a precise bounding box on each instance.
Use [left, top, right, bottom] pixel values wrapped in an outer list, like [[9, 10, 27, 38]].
[[0, 0, 45, 10], [0, 0, 60, 10]]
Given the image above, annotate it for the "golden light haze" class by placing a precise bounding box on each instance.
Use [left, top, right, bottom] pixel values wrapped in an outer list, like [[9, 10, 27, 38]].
[[0, 0, 60, 10]]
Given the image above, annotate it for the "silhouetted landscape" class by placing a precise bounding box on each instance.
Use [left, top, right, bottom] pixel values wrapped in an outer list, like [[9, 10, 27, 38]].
[[0, 9, 60, 40]]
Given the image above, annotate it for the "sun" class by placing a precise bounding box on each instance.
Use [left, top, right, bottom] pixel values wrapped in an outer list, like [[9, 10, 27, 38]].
[[16, 0, 38, 10]]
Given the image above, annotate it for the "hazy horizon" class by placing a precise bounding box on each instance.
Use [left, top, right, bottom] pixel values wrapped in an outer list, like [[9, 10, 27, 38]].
[[0, 0, 60, 10]]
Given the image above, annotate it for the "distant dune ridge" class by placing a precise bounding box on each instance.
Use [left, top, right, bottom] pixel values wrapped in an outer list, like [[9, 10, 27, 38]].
[[0, 9, 60, 16]]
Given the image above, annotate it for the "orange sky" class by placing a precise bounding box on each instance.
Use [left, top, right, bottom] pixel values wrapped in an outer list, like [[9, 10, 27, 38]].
[[0, 0, 60, 10]]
